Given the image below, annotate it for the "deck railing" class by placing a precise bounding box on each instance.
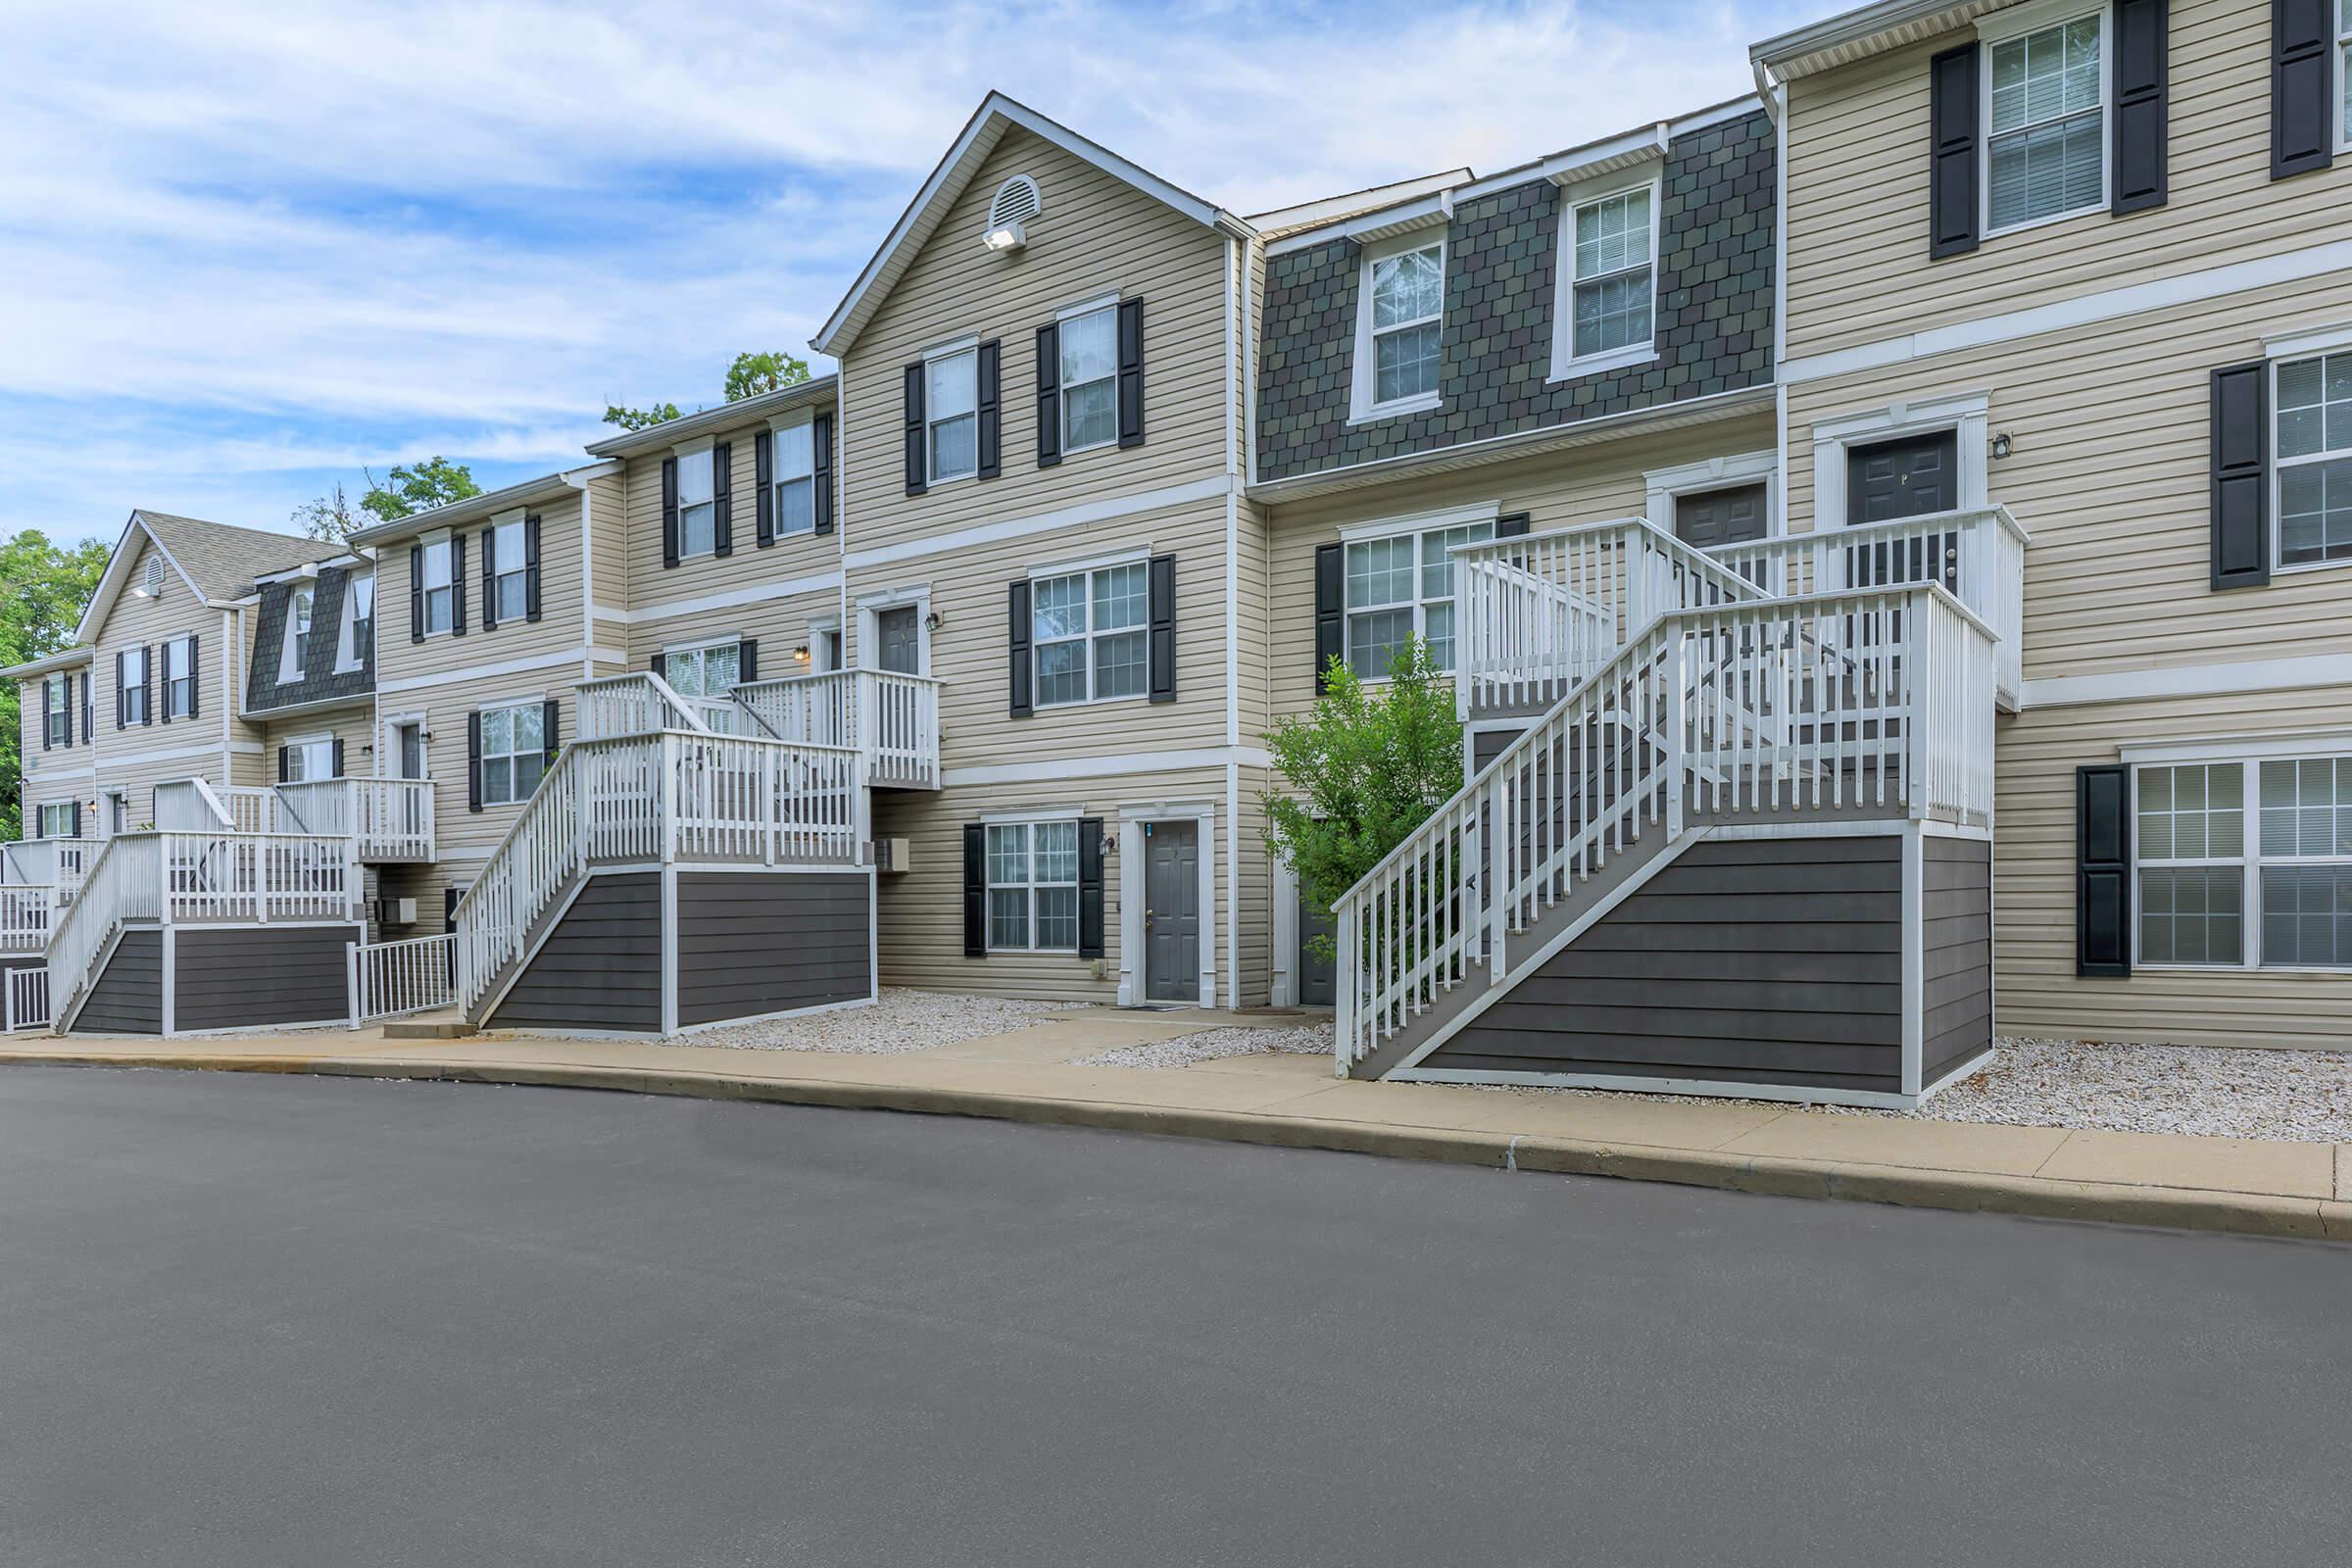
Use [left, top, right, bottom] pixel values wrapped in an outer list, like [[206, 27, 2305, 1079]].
[[575, 671, 713, 742], [733, 667, 943, 788], [0, 885, 56, 951], [1, 837, 99, 906], [1333, 583, 1996, 1072], [351, 932, 457, 1022], [5, 965, 50, 1032], [273, 777, 436, 859]]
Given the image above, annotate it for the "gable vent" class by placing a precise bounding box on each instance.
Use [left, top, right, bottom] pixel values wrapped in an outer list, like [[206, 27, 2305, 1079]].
[[988, 174, 1041, 232], [141, 557, 167, 597]]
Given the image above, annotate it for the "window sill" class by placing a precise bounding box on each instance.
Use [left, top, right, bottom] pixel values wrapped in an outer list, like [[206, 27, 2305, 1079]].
[[1059, 437, 1118, 459], [982, 948, 1082, 957], [1034, 694, 1152, 712], [1549, 343, 1658, 382], [1982, 200, 2104, 243], [1347, 393, 1443, 427], [2272, 557, 2352, 578]]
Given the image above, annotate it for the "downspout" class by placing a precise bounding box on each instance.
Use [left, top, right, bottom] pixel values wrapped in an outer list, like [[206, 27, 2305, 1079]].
[[1762, 62, 1792, 537], [1222, 232, 1243, 1011]]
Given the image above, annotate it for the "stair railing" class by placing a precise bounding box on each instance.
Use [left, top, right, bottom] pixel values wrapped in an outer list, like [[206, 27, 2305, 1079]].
[[733, 668, 944, 789], [43, 834, 162, 1022], [574, 671, 713, 742]]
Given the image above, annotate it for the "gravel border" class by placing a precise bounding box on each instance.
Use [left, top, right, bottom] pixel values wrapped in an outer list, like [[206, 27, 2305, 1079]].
[[1078, 1023, 1334, 1070], [662, 989, 1086, 1055]]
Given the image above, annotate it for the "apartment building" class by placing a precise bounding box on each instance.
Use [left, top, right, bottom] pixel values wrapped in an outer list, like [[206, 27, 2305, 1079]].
[[8, 0, 2349, 1091]]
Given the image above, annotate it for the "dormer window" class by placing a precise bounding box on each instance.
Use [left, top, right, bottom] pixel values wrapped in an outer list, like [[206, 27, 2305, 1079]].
[[337, 572, 375, 673], [1353, 233, 1445, 418], [279, 587, 313, 683], [1555, 178, 1659, 377]]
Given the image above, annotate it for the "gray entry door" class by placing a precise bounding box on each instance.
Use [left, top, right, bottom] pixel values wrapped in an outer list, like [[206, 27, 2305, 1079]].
[[1144, 821, 1200, 1003], [1297, 887, 1336, 1007], [875, 607, 920, 674], [1672, 481, 1769, 551], [1845, 431, 1957, 524]]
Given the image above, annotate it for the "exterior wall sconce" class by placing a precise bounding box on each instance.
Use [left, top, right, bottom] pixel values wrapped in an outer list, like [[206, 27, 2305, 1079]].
[[793, 644, 811, 664], [924, 611, 945, 632], [1990, 432, 2014, 459], [983, 221, 1026, 253]]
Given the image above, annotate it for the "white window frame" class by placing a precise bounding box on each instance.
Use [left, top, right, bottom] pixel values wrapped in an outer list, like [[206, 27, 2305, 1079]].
[[2338, 1, 2352, 156], [121, 645, 149, 724], [1350, 229, 1446, 422], [1056, 295, 1122, 455], [164, 637, 194, 718], [1977, 0, 2113, 241], [1338, 504, 1498, 682], [490, 512, 528, 621], [1809, 393, 1992, 528], [2127, 745, 2352, 973], [42, 673, 71, 747], [923, 337, 980, 486], [661, 636, 743, 699], [1643, 450, 1783, 545], [282, 731, 337, 783], [807, 615, 843, 674], [769, 415, 817, 538], [420, 530, 454, 635], [37, 803, 75, 839], [278, 588, 311, 684], [1028, 555, 1152, 709], [336, 572, 374, 673], [673, 444, 717, 561], [1552, 171, 1663, 379], [983, 818, 1082, 954], [476, 702, 545, 808], [104, 788, 127, 836], [2268, 331, 2352, 577]]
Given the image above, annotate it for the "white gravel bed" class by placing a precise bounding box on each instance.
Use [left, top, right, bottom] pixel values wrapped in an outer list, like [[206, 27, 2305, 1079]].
[[1081, 1021, 1336, 1070], [667, 988, 1085, 1055]]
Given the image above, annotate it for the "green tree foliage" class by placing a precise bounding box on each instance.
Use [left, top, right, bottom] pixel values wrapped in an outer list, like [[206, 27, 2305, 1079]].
[[359, 457, 481, 523], [1261, 639, 1463, 958], [600, 400, 683, 433], [606, 350, 812, 432], [0, 531, 113, 841]]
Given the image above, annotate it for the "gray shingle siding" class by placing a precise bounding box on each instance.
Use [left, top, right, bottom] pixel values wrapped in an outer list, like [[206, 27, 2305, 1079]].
[[244, 565, 373, 713], [1255, 109, 1776, 482]]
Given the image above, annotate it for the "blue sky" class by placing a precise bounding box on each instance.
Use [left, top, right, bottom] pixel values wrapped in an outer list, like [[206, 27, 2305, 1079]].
[[0, 0, 1813, 548]]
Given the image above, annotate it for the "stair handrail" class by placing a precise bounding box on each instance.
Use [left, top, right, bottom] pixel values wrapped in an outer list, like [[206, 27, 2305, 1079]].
[[574, 671, 714, 741], [43, 833, 163, 1022]]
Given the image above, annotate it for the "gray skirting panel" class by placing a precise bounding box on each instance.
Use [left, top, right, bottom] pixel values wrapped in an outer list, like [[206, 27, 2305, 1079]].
[[66, 922, 363, 1036]]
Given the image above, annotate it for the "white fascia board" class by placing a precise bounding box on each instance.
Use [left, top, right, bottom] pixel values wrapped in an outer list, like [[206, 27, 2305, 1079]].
[[1265, 191, 1453, 259], [1752, 0, 2001, 76]]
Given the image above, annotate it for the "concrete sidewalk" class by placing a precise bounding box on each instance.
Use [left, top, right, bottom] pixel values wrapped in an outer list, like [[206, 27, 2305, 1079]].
[[6, 1009, 2350, 1242]]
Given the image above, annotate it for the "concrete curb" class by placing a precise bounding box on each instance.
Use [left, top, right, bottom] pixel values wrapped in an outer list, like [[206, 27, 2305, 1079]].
[[11, 1051, 2350, 1243]]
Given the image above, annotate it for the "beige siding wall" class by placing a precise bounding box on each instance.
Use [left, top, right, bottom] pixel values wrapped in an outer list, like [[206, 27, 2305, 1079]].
[[81, 543, 258, 813], [18, 664, 94, 833], [582, 469, 630, 656], [375, 493, 589, 689], [630, 589, 844, 685], [1784, 1, 2352, 360], [255, 703, 374, 784]]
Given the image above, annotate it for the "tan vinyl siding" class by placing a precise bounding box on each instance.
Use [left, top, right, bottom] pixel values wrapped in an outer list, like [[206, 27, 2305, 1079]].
[[374, 494, 588, 687], [257, 703, 373, 785], [1785, 2, 2352, 361], [839, 125, 1230, 562], [1234, 770, 1274, 1007], [615, 410, 843, 626], [582, 470, 630, 641], [1786, 271, 2352, 685], [629, 589, 842, 680]]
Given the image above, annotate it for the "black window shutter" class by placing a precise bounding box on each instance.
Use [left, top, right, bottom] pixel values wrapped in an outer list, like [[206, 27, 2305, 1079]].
[[755, 429, 774, 547], [332, 736, 345, 779], [479, 525, 498, 630], [651, 652, 667, 681], [409, 545, 424, 642], [1035, 321, 1062, 467], [813, 414, 836, 535], [661, 457, 681, 568], [977, 338, 1003, 479], [39, 679, 50, 751], [1116, 298, 1146, 448], [904, 363, 928, 495], [114, 651, 124, 728], [1078, 817, 1104, 958], [1929, 43, 1982, 258], [542, 700, 561, 767], [2273, 0, 2336, 177], [187, 637, 199, 719], [1148, 554, 1177, 704], [80, 671, 91, 741], [451, 535, 467, 635], [1313, 542, 1345, 695], [70, 802, 80, 839], [466, 711, 483, 812], [2111, 0, 2169, 214], [962, 823, 987, 956], [739, 639, 759, 684], [144, 644, 157, 725], [712, 440, 734, 558], [1007, 579, 1033, 717], [2077, 764, 2132, 977], [277, 744, 289, 784], [524, 514, 542, 621], [1495, 512, 1531, 538], [2211, 361, 2270, 590]]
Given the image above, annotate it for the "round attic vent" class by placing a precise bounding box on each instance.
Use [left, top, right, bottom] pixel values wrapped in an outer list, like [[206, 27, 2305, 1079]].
[[142, 557, 166, 597], [988, 174, 1041, 232]]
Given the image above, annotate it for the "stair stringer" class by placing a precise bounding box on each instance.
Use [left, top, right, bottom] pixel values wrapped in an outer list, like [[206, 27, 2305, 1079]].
[[462, 864, 597, 1030]]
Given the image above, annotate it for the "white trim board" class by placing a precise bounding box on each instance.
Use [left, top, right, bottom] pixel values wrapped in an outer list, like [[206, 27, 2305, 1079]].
[[843, 475, 1231, 571], [2021, 653, 2352, 710], [942, 745, 1272, 789], [1115, 802, 1218, 1009], [621, 570, 843, 625], [375, 645, 626, 696]]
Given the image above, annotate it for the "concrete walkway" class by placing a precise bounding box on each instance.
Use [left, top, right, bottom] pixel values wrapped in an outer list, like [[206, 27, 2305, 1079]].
[[6, 1008, 2350, 1242]]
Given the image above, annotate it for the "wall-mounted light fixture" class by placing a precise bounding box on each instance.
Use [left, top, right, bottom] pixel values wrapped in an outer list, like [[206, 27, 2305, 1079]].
[[924, 611, 945, 633], [1990, 432, 2014, 460], [982, 221, 1027, 253], [793, 643, 811, 664]]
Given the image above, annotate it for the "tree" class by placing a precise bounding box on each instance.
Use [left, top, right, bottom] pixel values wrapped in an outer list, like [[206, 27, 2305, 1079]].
[[605, 349, 812, 432], [359, 457, 480, 523], [292, 482, 364, 543], [1261, 639, 1463, 959], [0, 531, 112, 842]]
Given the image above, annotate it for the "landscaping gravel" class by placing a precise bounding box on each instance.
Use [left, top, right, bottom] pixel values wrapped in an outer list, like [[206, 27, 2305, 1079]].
[[674, 988, 1084, 1055], [1079, 1022, 1335, 1070]]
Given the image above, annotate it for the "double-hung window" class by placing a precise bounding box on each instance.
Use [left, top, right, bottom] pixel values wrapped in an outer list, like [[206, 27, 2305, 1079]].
[[43, 674, 70, 747], [676, 449, 716, 559], [772, 421, 815, 536], [37, 803, 75, 839], [121, 646, 148, 724], [337, 573, 374, 671], [2341, 0, 2352, 151], [2135, 755, 2352, 969], [2276, 348, 2352, 569], [1344, 517, 1494, 679], [282, 733, 337, 783], [1058, 304, 1119, 451], [1032, 563, 1147, 707], [1357, 236, 1444, 415], [420, 533, 454, 634], [164, 637, 194, 718], [491, 516, 528, 621], [1984, 10, 2107, 235], [1561, 182, 1657, 371], [662, 639, 740, 700], [926, 347, 978, 483], [478, 703, 545, 808], [279, 588, 311, 682], [985, 820, 1079, 952]]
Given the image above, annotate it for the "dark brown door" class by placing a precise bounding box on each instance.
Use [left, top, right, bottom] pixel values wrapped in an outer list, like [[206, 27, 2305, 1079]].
[[1672, 482, 1768, 551], [1845, 432, 1957, 524]]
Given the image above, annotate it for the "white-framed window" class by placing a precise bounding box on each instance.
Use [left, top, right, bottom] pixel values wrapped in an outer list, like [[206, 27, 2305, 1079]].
[[37, 803, 75, 839], [1344, 515, 1495, 678], [491, 514, 528, 621], [772, 420, 816, 536], [2134, 754, 2352, 970], [1353, 233, 1445, 416], [278, 587, 311, 683], [165, 637, 194, 718], [42, 673, 71, 747], [1032, 562, 1148, 707], [2275, 347, 2352, 571], [1982, 6, 2109, 236], [2339, 0, 2352, 153], [1559, 179, 1658, 373], [676, 448, 716, 559], [662, 638, 741, 699], [478, 703, 545, 808], [420, 532, 454, 634], [985, 819, 1080, 952], [105, 789, 127, 836], [121, 645, 149, 724], [808, 620, 843, 674], [282, 732, 337, 783], [1058, 301, 1119, 452], [293, 587, 314, 637], [926, 344, 979, 483], [337, 572, 374, 672]]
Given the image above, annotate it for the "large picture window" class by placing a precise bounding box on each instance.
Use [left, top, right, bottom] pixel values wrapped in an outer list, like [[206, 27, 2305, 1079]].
[[478, 703, 546, 808], [985, 820, 1079, 952], [1984, 11, 2106, 234], [1032, 563, 1147, 707], [2276, 348, 2352, 570], [1344, 517, 1494, 678], [2135, 755, 2352, 970]]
